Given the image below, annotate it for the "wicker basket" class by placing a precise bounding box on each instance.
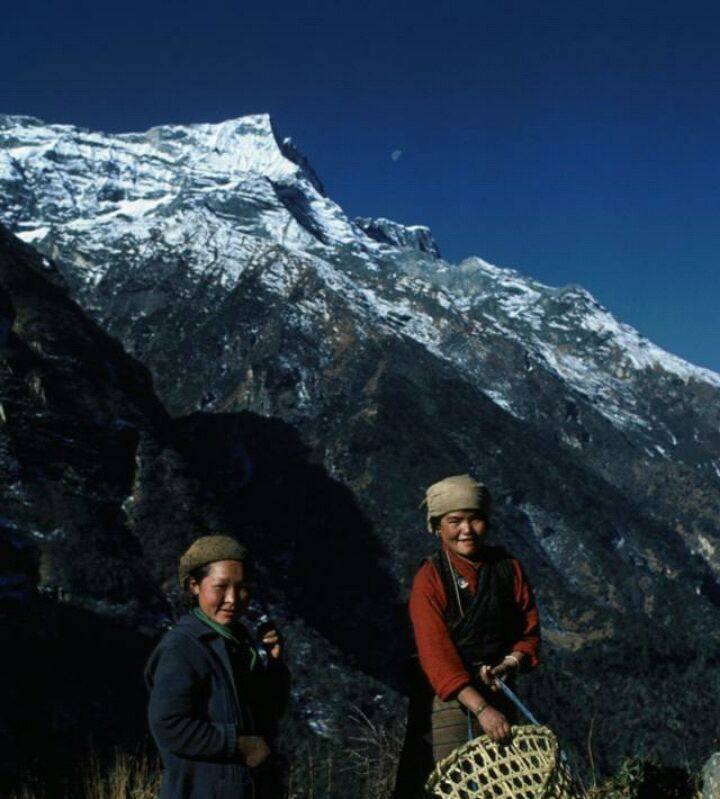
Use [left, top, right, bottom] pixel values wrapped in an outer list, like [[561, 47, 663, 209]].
[[425, 724, 586, 799]]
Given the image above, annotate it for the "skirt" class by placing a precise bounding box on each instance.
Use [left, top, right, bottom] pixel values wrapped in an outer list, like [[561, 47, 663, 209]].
[[393, 681, 518, 798]]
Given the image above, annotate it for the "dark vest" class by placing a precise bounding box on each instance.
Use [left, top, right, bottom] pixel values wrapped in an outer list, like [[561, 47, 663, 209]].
[[431, 546, 525, 669]]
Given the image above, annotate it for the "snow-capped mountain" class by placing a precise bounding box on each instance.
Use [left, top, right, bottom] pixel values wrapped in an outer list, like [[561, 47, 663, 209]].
[[1, 113, 720, 774], [2, 113, 718, 563], [2, 113, 717, 428]]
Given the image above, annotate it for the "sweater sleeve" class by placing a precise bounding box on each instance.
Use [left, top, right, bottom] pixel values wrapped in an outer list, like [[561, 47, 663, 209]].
[[147, 640, 238, 760], [408, 561, 472, 701], [508, 558, 541, 670]]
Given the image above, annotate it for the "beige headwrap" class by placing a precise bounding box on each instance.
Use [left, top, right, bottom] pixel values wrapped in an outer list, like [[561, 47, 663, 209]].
[[178, 534, 248, 587], [422, 474, 490, 532]]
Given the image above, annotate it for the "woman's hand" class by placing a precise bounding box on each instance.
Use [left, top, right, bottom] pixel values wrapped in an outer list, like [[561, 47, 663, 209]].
[[256, 621, 283, 661], [260, 627, 282, 660], [478, 664, 498, 689], [479, 653, 522, 691], [237, 735, 270, 767], [477, 706, 511, 744], [457, 685, 511, 744]]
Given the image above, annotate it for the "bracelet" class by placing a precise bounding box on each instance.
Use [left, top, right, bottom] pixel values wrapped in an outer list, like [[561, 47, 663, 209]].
[[474, 703, 490, 718]]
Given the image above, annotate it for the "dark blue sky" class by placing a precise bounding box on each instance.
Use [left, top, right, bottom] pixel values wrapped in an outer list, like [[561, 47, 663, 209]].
[[3, 0, 719, 371]]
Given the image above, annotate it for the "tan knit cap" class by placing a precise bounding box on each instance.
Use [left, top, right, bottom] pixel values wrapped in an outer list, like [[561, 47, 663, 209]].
[[178, 535, 248, 587], [422, 474, 489, 532]]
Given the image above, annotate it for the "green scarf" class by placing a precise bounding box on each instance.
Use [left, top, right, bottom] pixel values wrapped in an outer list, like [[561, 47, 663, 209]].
[[193, 607, 258, 671]]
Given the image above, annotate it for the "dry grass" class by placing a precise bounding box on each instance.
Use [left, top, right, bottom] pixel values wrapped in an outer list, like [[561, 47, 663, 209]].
[[9, 790, 40, 799], [343, 707, 405, 799], [283, 709, 404, 799], [9, 749, 162, 799], [7, 720, 705, 799], [81, 750, 162, 799]]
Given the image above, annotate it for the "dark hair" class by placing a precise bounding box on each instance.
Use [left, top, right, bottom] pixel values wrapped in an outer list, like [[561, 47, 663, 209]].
[[184, 563, 213, 606]]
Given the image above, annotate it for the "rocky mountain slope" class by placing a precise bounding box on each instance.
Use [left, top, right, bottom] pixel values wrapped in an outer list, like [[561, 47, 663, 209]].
[[0, 225, 391, 791], [1, 114, 719, 777]]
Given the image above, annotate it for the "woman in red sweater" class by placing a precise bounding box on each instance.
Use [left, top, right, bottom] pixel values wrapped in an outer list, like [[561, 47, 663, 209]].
[[394, 474, 540, 796]]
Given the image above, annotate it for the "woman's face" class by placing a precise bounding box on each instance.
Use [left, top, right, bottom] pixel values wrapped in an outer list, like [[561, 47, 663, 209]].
[[190, 560, 249, 626], [438, 509, 487, 559]]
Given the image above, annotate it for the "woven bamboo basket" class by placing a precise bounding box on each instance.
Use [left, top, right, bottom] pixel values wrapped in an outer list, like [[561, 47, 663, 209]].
[[424, 724, 586, 799]]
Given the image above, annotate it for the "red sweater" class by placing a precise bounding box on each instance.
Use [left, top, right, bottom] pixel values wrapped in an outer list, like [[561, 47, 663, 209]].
[[409, 546, 540, 701]]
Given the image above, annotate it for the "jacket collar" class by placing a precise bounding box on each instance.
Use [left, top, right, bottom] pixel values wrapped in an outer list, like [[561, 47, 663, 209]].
[[175, 611, 250, 643], [175, 611, 221, 640]]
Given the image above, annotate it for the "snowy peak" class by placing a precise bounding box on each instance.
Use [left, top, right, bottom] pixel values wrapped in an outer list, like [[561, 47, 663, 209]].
[[0, 113, 370, 255], [355, 216, 441, 257], [541, 283, 720, 387], [140, 114, 303, 183], [1, 113, 306, 185], [426, 256, 720, 394]]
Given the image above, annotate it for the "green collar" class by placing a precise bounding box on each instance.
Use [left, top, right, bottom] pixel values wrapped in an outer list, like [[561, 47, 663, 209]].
[[192, 608, 258, 671], [193, 607, 240, 643]]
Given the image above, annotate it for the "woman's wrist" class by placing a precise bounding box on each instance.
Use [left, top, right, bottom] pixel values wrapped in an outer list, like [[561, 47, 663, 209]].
[[474, 701, 490, 717]]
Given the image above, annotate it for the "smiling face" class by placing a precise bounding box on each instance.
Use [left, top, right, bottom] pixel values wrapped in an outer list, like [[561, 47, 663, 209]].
[[437, 509, 487, 559], [189, 559, 249, 626]]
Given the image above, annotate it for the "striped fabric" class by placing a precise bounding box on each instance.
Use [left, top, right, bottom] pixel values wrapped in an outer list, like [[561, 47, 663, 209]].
[[431, 695, 479, 762]]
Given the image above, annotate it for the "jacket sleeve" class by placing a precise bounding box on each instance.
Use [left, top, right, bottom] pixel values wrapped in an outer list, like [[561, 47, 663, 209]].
[[147, 640, 238, 760], [409, 561, 473, 701], [509, 558, 541, 670]]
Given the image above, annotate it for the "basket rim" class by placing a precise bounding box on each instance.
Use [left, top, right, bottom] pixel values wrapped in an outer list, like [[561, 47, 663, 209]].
[[425, 723, 564, 798]]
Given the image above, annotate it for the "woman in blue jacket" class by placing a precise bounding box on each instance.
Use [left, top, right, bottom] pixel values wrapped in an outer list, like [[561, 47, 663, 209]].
[[145, 535, 288, 799]]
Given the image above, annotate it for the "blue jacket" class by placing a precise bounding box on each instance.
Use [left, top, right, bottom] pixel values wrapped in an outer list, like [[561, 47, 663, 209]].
[[145, 612, 255, 799]]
